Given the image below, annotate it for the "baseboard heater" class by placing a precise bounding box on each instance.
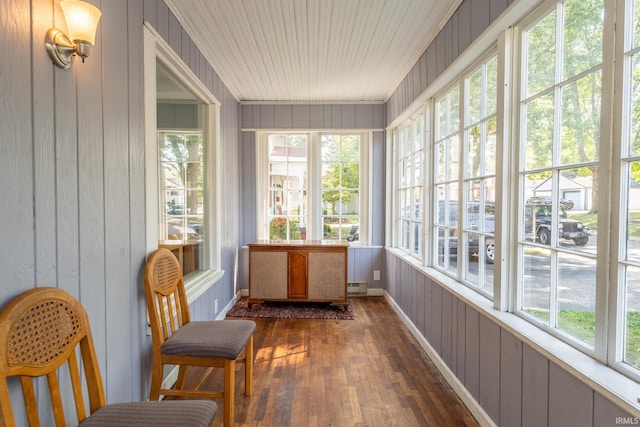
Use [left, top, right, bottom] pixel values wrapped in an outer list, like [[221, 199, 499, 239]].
[[347, 281, 368, 297]]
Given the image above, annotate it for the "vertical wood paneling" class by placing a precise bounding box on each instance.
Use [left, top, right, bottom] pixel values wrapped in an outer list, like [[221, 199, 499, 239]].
[[274, 104, 292, 128], [0, 0, 34, 303], [292, 104, 310, 128], [548, 362, 593, 426], [431, 284, 443, 354], [479, 316, 500, 423], [594, 393, 630, 426], [180, 28, 190, 69], [500, 331, 523, 426], [457, 0, 471, 56], [455, 299, 466, 381], [103, 0, 134, 403], [143, 0, 157, 29], [310, 104, 324, 128], [441, 289, 453, 367], [260, 105, 275, 128], [127, 0, 146, 399], [444, 19, 454, 69], [331, 105, 342, 128], [490, 0, 509, 22], [415, 272, 425, 334], [341, 104, 356, 129], [471, 0, 491, 42], [156, 1, 169, 42], [435, 31, 446, 76], [33, 0, 56, 286], [464, 305, 480, 399], [522, 343, 549, 427], [168, 11, 181, 54], [426, 44, 437, 88], [77, 0, 107, 370], [371, 131, 385, 245]]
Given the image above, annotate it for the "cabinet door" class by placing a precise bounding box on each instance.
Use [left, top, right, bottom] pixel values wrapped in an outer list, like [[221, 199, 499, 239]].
[[288, 251, 308, 298], [250, 250, 288, 299], [308, 251, 346, 300]]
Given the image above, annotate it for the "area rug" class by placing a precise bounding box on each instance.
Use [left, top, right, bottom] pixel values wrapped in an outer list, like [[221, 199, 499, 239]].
[[226, 297, 354, 320]]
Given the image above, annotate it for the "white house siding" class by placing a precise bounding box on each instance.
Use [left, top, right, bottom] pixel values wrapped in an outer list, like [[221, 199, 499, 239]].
[[0, 1, 240, 424]]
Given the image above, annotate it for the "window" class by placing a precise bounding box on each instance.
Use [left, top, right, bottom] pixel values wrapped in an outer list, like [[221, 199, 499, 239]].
[[464, 56, 497, 294], [395, 116, 424, 256], [321, 135, 361, 241], [387, 0, 640, 389], [158, 130, 205, 276], [144, 26, 222, 302], [430, 54, 497, 294], [434, 86, 460, 276], [518, 0, 602, 349], [258, 132, 368, 243], [265, 134, 308, 240], [620, 0, 640, 372]]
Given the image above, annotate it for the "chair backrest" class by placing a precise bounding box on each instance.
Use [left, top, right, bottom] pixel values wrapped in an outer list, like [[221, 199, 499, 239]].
[[144, 248, 191, 346], [0, 287, 106, 427]]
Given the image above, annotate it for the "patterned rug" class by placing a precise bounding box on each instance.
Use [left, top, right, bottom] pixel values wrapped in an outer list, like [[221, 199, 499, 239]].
[[226, 297, 355, 320]]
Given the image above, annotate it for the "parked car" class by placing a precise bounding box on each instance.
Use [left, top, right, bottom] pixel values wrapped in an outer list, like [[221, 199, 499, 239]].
[[438, 201, 495, 264], [525, 198, 589, 246], [346, 224, 359, 241], [166, 204, 184, 215]]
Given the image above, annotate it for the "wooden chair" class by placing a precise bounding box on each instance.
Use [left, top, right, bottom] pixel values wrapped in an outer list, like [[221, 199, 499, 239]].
[[144, 248, 256, 427], [0, 287, 218, 427]]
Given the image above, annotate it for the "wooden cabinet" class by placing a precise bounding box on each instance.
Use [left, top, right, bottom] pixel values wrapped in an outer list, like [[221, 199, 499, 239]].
[[248, 240, 348, 308]]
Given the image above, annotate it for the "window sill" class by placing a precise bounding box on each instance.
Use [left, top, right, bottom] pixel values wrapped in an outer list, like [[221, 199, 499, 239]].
[[385, 247, 640, 417], [184, 269, 225, 303]]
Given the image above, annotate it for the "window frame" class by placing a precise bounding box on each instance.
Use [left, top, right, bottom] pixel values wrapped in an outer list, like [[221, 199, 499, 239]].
[[144, 25, 223, 302], [256, 131, 371, 244]]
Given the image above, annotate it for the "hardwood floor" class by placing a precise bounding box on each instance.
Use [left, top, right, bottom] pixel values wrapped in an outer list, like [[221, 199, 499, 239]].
[[181, 297, 479, 427]]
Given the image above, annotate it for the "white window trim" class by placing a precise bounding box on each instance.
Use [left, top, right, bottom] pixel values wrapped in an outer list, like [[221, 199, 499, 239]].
[[143, 24, 224, 300], [256, 131, 371, 244]]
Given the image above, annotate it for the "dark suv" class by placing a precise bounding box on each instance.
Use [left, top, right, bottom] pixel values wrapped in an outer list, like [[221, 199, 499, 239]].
[[525, 197, 589, 246]]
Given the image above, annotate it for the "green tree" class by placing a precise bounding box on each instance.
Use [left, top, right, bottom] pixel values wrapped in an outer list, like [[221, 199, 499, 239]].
[[525, 0, 603, 213]]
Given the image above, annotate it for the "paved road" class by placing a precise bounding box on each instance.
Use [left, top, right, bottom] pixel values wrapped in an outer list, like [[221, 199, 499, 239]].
[[459, 233, 640, 311]]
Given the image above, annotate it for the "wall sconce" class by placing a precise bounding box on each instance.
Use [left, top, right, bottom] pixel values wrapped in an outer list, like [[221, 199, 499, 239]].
[[45, 0, 101, 69]]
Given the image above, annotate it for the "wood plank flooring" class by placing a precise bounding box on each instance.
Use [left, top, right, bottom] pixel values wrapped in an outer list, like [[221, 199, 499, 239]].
[[180, 297, 479, 427]]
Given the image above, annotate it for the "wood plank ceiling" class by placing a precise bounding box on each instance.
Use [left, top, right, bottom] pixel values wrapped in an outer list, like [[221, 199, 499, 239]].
[[165, 0, 460, 102]]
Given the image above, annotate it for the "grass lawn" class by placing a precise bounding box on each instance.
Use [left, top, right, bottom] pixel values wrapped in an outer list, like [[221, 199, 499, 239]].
[[524, 309, 640, 368], [568, 211, 640, 237]]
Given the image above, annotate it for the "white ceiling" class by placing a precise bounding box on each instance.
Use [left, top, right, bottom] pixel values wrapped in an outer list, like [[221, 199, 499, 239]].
[[165, 0, 460, 103]]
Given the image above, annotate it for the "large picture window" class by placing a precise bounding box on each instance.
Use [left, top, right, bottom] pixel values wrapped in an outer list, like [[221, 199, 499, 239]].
[[258, 132, 368, 243], [518, 0, 602, 349]]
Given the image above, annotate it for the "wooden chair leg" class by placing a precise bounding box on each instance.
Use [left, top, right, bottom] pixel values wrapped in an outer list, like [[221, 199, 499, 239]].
[[176, 365, 188, 390], [245, 335, 253, 396], [149, 361, 163, 400], [224, 359, 235, 427]]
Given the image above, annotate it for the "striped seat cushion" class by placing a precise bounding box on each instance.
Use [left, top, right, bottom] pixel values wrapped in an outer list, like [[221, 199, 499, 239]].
[[79, 400, 218, 426], [162, 319, 256, 359]]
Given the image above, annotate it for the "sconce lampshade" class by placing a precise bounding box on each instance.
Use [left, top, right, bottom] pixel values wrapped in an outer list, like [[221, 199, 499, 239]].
[[45, 0, 101, 68], [60, 0, 101, 45]]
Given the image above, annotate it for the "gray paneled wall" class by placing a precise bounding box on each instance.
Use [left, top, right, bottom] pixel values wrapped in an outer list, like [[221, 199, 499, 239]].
[[241, 103, 385, 130], [0, 1, 241, 423], [386, 0, 516, 125], [384, 251, 636, 425]]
